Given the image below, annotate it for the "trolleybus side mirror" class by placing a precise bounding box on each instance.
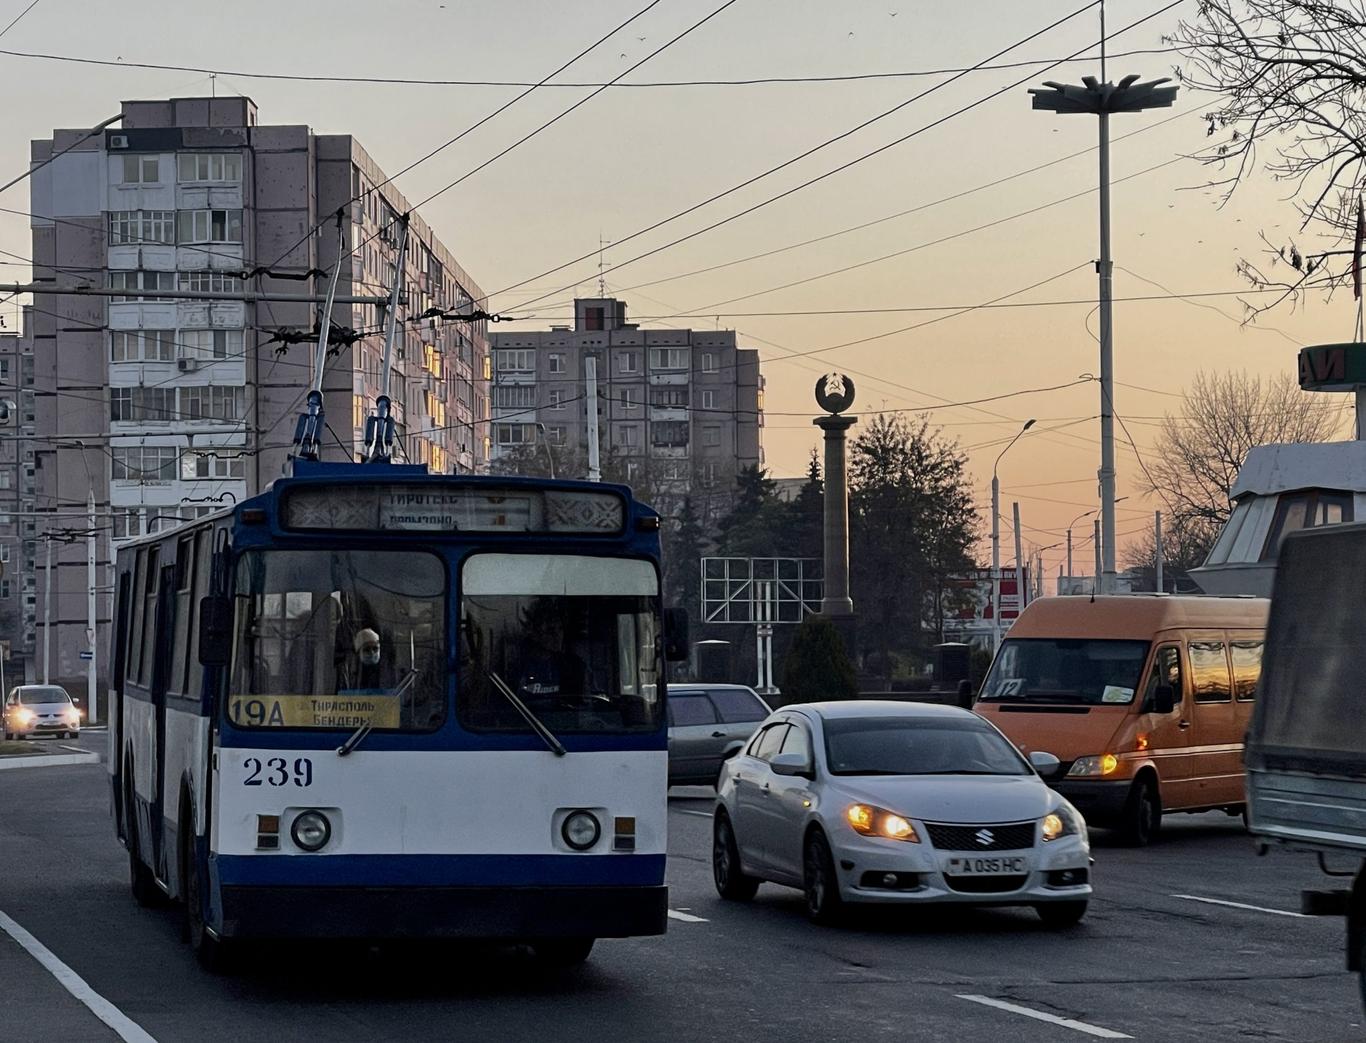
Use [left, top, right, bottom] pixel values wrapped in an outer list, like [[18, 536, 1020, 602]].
[[1153, 684, 1176, 715], [198, 596, 233, 667], [663, 607, 690, 662]]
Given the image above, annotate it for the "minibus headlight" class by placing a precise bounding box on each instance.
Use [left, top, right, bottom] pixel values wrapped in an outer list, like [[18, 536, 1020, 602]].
[[291, 810, 332, 852], [1067, 753, 1119, 778], [561, 810, 601, 851]]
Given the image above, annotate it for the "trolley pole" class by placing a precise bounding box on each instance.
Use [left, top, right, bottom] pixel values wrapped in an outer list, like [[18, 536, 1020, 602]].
[[1154, 511, 1164, 594], [87, 488, 97, 724], [42, 534, 51, 684]]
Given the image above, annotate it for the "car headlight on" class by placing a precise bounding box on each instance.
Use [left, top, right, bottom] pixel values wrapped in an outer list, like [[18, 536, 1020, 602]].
[[290, 810, 332, 852], [847, 804, 920, 843], [1067, 753, 1119, 778], [1041, 806, 1081, 842], [14, 708, 33, 726], [561, 810, 601, 851], [65, 710, 81, 725]]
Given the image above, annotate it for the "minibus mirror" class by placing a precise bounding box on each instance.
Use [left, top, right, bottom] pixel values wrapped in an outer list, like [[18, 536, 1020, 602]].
[[1028, 751, 1062, 779], [956, 678, 973, 708], [198, 596, 233, 668], [1153, 684, 1176, 715], [770, 752, 814, 779], [663, 607, 690, 662]]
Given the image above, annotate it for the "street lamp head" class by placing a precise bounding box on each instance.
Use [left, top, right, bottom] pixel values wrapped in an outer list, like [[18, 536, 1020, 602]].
[[1023, 418, 1037, 431]]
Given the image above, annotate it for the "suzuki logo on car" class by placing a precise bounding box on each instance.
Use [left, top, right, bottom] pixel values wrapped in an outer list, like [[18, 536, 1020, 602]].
[[974, 829, 995, 846]]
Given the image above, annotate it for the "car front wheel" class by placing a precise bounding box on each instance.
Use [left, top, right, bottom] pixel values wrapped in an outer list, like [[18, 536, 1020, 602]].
[[713, 811, 759, 901], [1035, 900, 1088, 928], [803, 830, 844, 925]]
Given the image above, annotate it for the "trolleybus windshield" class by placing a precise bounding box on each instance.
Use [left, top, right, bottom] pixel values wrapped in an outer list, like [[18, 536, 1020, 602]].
[[227, 549, 446, 731], [459, 553, 662, 734]]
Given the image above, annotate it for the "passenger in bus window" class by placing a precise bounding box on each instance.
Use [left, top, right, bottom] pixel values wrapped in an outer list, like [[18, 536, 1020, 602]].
[[339, 628, 383, 691]]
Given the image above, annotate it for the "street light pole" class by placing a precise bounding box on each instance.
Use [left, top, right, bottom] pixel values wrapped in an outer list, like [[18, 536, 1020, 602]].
[[1030, 72, 1177, 594], [991, 419, 1035, 651], [1066, 508, 1097, 588]]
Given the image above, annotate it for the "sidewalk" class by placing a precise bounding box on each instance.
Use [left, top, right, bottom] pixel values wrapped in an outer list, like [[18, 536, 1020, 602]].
[[0, 739, 100, 771]]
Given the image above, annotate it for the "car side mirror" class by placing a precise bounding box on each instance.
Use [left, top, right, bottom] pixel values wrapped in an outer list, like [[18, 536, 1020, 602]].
[[663, 607, 690, 662], [198, 595, 233, 668], [1152, 684, 1176, 716], [957, 678, 973, 708], [1028, 750, 1062, 780], [770, 752, 814, 779]]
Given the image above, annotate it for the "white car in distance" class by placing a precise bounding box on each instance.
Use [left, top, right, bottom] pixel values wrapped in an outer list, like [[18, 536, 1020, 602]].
[[712, 701, 1091, 926]]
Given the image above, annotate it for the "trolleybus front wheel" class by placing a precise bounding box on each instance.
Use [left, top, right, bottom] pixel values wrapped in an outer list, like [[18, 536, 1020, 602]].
[[532, 938, 595, 967]]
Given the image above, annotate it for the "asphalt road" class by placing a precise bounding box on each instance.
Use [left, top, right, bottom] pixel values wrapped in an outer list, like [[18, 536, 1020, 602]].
[[1, 737, 1361, 1042]]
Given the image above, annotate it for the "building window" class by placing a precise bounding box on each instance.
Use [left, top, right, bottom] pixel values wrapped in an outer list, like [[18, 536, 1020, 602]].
[[661, 461, 687, 481], [181, 385, 246, 421], [700, 462, 718, 488], [495, 349, 533, 373], [619, 425, 640, 447], [177, 209, 243, 244], [110, 387, 132, 421], [111, 446, 179, 481], [651, 420, 689, 447], [548, 389, 567, 411], [618, 386, 641, 409], [548, 353, 565, 374], [177, 153, 243, 183], [179, 329, 243, 362], [701, 390, 716, 411], [703, 426, 721, 447], [584, 307, 605, 331], [649, 387, 688, 408], [619, 351, 638, 374], [547, 425, 566, 445], [181, 451, 244, 480], [701, 352, 719, 373], [110, 329, 175, 362], [121, 156, 161, 184], [493, 422, 534, 445], [109, 270, 175, 303], [111, 387, 177, 423], [650, 347, 688, 370], [493, 385, 537, 409], [178, 271, 243, 294], [108, 210, 174, 246]]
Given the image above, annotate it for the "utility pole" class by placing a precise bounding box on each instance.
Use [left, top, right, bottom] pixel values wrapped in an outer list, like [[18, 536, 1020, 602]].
[[87, 488, 97, 724], [1030, 61, 1177, 594], [585, 355, 601, 481], [1093, 518, 1103, 595], [1154, 510, 1164, 594], [991, 420, 1034, 649], [42, 534, 51, 684], [1013, 502, 1027, 615]]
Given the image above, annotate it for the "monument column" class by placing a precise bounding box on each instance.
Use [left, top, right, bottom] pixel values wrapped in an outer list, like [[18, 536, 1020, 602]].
[[813, 373, 857, 621]]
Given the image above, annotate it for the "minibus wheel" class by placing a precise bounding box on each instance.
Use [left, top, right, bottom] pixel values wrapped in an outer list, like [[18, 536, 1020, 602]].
[[1119, 777, 1161, 847]]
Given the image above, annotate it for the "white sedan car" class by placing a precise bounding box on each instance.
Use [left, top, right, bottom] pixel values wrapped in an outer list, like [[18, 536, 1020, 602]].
[[713, 700, 1091, 926]]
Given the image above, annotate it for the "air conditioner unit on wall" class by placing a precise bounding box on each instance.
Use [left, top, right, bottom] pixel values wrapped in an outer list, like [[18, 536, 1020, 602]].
[[177, 357, 200, 372], [108, 135, 129, 150]]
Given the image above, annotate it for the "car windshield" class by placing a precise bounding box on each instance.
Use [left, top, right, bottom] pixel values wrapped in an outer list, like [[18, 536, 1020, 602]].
[[823, 717, 1031, 776], [459, 554, 662, 734], [978, 638, 1150, 705], [20, 688, 70, 705], [228, 549, 446, 731]]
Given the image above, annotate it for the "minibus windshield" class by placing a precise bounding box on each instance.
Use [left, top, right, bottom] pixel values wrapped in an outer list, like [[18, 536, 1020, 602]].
[[459, 554, 662, 734], [978, 638, 1150, 705]]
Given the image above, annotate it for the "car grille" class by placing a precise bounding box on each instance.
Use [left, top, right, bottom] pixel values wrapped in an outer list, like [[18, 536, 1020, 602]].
[[945, 874, 1030, 894], [923, 821, 1036, 851]]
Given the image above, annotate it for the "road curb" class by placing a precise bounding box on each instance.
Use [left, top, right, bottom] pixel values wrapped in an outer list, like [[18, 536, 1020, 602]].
[[0, 751, 100, 771]]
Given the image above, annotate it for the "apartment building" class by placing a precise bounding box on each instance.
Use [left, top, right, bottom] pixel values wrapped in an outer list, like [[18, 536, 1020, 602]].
[[489, 298, 763, 515], [0, 312, 37, 687], [27, 96, 490, 695]]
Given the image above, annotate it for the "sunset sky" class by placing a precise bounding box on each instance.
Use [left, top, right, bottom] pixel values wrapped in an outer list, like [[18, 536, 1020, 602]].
[[0, 0, 1356, 578]]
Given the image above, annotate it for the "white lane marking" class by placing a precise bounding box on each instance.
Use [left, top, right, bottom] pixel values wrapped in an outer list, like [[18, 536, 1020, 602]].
[[0, 909, 158, 1043], [672, 809, 712, 818], [1170, 894, 1309, 918], [957, 995, 1131, 1039], [667, 909, 709, 923]]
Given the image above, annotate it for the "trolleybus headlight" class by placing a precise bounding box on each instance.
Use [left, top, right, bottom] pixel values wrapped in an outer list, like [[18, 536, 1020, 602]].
[[561, 810, 601, 851], [291, 810, 332, 852]]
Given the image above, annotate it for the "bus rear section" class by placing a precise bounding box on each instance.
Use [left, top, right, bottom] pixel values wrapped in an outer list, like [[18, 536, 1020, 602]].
[[975, 595, 1268, 845], [114, 477, 677, 967]]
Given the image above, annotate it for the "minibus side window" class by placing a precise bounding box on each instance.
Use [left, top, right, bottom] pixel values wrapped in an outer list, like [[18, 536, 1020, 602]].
[[1142, 646, 1183, 711], [1231, 641, 1263, 701], [1189, 641, 1232, 703]]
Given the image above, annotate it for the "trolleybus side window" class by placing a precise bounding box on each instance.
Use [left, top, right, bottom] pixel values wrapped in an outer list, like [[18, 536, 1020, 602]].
[[169, 534, 195, 697], [127, 549, 146, 685], [227, 549, 446, 731], [186, 528, 211, 696], [139, 546, 161, 687], [459, 553, 662, 734]]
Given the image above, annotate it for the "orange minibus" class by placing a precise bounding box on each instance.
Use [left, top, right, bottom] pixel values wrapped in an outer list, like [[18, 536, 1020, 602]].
[[974, 595, 1268, 845]]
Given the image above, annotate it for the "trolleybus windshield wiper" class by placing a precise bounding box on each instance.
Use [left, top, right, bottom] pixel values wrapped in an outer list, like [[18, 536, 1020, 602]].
[[338, 669, 421, 757], [487, 670, 567, 757]]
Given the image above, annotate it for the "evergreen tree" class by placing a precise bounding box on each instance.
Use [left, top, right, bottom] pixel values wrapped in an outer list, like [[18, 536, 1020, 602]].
[[781, 615, 858, 704], [791, 449, 824, 560]]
